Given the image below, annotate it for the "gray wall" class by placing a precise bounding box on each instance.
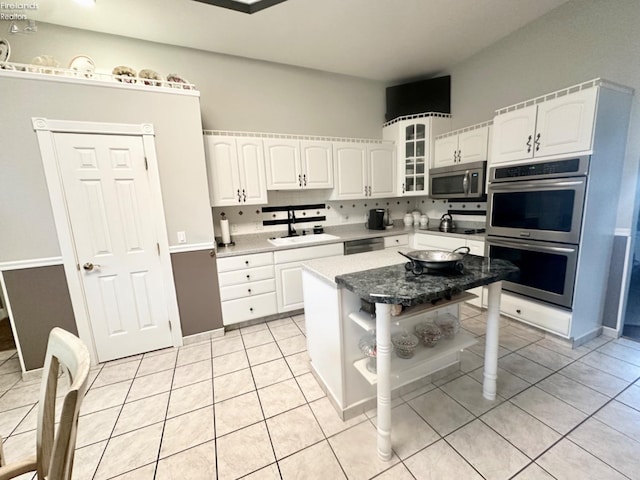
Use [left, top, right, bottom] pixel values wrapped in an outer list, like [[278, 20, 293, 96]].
[[0, 75, 213, 261], [3, 265, 77, 370], [7, 23, 386, 138], [446, 0, 640, 230], [171, 249, 224, 336]]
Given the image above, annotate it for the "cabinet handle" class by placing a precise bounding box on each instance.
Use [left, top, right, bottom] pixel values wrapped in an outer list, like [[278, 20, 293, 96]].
[[535, 133, 541, 151], [526, 135, 532, 153], [246, 274, 251, 280], [402, 183, 405, 194], [209, 250, 215, 258], [249, 307, 254, 312], [248, 288, 252, 294], [303, 174, 307, 187], [395, 239, 399, 243], [364, 185, 368, 195], [516, 309, 521, 314], [298, 174, 302, 187], [368, 186, 372, 196], [245, 260, 249, 265], [458, 150, 462, 162], [242, 189, 247, 202], [237, 189, 241, 202]]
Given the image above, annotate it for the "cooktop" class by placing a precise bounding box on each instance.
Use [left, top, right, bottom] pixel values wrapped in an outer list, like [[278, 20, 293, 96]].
[[421, 227, 486, 235]]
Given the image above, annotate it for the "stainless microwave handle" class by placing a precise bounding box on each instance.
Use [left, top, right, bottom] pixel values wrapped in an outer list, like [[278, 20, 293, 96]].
[[490, 179, 584, 191], [463, 170, 470, 194], [488, 237, 576, 253]]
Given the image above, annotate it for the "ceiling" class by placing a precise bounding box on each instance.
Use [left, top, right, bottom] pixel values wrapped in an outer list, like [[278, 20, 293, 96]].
[[31, 0, 570, 83]]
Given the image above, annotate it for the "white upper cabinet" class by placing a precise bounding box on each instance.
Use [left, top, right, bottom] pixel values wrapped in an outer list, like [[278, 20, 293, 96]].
[[300, 141, 334, 189], [330, 142, 395, 199], [367, 144, 396, 197], [263, 139, 300, 189], [433, 135, 458, 167], [433, 125, 490, 168], [204, 135, 268, 207], [534, 89, 598, 158], [331, 143, 367, 199], [383, 115, 451, 196], [264, 139, 333, 190], [491, 87, 598, 165]]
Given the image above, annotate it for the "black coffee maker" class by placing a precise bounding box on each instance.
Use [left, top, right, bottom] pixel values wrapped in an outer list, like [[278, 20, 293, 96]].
[[367, 209, 386, 230]]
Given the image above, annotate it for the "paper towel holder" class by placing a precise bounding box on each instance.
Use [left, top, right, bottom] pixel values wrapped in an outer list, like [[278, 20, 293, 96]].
[[217, 212, 235, 248]]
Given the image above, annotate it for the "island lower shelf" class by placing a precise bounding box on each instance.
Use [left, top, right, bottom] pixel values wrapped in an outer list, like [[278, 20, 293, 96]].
[[353, 331, 477, 386], [348, 291, 477, 331]]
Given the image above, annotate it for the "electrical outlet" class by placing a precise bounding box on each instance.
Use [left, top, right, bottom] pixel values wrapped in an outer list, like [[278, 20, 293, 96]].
[[231, 223, 238, 233], [255, 222, 263, 231], [177, 231, 187, 244]]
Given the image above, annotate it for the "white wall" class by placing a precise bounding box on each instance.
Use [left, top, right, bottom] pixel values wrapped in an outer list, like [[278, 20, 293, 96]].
[[8, 23, 386, 138], [445, 0, 640, 230]]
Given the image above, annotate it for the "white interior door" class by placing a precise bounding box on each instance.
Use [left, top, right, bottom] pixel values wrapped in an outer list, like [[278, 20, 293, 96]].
[[54, 132, 173, 362]]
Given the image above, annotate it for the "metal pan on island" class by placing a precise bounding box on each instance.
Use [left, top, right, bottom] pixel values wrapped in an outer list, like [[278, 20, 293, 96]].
[[398, 246, 470, 275]]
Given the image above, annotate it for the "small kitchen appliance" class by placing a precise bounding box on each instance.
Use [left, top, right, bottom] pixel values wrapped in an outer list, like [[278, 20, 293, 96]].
[[367, 209, 386, 230], [429, 161, 487, 200], [439, 213, 455, 232]]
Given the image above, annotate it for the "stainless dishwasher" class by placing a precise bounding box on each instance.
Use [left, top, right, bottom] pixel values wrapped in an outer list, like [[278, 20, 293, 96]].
[[343, 237, 385, 255]]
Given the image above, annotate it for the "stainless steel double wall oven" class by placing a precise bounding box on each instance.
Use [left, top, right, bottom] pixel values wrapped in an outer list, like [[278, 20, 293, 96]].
[[486, 156, 590, 309]]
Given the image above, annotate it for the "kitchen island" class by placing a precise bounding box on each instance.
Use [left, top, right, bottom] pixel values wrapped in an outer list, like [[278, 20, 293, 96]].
[[302, 248, 518, 461]]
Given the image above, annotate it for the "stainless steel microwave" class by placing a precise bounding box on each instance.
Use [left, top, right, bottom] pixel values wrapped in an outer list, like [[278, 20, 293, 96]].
[[429, 161, 487, 200]]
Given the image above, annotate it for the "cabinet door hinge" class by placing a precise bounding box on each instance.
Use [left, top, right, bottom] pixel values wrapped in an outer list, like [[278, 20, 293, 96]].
[[144, 157, 149, 171]]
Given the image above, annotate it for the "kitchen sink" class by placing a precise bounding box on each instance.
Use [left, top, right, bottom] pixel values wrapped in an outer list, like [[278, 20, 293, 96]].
[[267, 233, 340, 247]]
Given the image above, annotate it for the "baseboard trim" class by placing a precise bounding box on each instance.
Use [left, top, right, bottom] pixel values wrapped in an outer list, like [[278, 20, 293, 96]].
[[601, 325, 619, 338], [22, 367, 43, 383], [182, 328, 225, 346]]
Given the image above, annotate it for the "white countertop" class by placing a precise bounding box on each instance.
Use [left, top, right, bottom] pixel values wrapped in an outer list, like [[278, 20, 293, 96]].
[[303, 247, 411, 285], [216, 220, 485, 258]]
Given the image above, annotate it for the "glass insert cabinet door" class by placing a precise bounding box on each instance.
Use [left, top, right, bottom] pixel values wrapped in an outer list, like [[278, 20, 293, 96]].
[[403, 123, 426, 194]]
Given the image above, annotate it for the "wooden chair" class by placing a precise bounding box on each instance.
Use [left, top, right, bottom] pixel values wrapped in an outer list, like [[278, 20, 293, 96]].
[[0, 327, 91, 480]]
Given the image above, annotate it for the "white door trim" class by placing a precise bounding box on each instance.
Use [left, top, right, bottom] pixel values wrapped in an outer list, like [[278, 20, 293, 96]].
[[32, 117, 183, 365]]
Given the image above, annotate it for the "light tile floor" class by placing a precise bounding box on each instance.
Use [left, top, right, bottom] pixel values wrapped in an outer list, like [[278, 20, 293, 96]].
[[1, 307, 640, 479]]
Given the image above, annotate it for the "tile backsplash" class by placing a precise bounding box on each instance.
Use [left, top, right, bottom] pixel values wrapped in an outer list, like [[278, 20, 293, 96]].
[[211, 191, 486, 237]]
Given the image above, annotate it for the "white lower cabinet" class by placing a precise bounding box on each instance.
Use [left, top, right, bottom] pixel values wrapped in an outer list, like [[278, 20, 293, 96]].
[[383, 234, 409, 248], [217, 252, 277, 326], [274, 243, 343, 313], [221, 293, 278, 326], [486, 290, 571, 337], [274, 263, 306, 312]]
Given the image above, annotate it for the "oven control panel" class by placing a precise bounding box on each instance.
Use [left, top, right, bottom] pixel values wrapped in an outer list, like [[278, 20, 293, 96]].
[[491, 156, 589, 182]]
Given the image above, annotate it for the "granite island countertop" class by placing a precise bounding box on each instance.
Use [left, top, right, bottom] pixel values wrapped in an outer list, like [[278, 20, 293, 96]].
[[335, 255, 519, 307]]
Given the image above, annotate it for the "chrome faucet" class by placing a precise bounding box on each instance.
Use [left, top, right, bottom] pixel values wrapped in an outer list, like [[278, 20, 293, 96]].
[[287, 209, 297, 237]]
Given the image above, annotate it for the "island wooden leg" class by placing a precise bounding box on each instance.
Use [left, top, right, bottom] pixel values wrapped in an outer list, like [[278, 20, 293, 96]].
[[483, 281, 502, 400], [375, 302, 392, 461]]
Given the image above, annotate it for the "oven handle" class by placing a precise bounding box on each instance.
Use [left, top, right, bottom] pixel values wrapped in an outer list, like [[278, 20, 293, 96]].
[[463, 170, 469, 194], [489, 179, 585, 191], [488, 238, 576, 253]]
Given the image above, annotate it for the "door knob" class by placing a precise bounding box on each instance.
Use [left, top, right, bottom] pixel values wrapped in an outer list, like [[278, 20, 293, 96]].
[[83, 262, 101, 271]]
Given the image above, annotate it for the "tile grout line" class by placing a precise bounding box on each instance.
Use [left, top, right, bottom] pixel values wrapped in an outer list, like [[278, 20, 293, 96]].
[[240, 319, 284, 479], [268, 315, 352, 480]]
